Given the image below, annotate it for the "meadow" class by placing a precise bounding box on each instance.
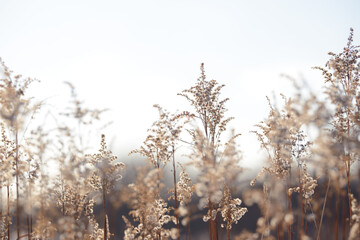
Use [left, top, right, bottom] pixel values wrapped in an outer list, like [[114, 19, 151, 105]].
[[0, 29, 359, 240]]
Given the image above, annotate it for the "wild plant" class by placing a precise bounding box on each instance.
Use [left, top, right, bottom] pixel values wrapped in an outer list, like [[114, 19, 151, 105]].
[[190, 128, 246, 238], [0, 215, 9, 239], [52, 82, 111, 239], [0, 58, 41, 239], [130, 105, 176, 167], [123, 167, 176, 240], [218, 185, 247, 239], [250, 93, 319, 239], [179, 64, 246, 240], [130, 104, 193, 239], [348, 193, 360, 239], [0, 123, 15, 239], [242, 179, 293, 240], [86, 134, 125, 240], [178, 63, 233, 149], [0, 27, 359, 240], [171, 163, 194, 239], [23, 126, 51, 239], [242, 28, 360, 240], [190, 129, 224, 239], [311, 28, 360, 238]]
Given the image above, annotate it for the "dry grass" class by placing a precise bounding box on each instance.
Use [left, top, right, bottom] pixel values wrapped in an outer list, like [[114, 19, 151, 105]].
[[0, 29, 359, 240]]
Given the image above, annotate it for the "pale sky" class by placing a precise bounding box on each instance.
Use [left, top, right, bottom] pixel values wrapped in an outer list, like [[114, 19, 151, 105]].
[[1, 0, 360, 169]]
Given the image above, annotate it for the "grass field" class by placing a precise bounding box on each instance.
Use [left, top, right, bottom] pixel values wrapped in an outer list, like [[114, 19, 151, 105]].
[[0, 29, 359, 240]]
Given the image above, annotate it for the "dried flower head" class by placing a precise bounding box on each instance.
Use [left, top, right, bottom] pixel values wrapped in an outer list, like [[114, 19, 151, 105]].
[[87, 134, 125, 194], [219, 186, 247, 230], [178, 63, 233, 147]]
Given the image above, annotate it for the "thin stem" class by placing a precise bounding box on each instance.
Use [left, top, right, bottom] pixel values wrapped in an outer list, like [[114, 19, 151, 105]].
[[27, 215, 30, 240], [208, 200, 217, 240], [309, 203, 318, 231], [103, 184, 107, 240], [317, 176, 331, 240], [346, 111, 352, 227], [172, 147, 180, 240], [0, 186, 2, 218], [226, 209, 231, 240], [188, 221, 191, 240], [7, 184, 10, 240], [335, 190, 340, 240], [277, 225, 280, 240], [288, 169, 293, 240], [16, 130, 20, 239], [341, 190, 346, 240], [27, 162, 32, 240], [30, 212, 32, 239], [299, 167, 304, 238]]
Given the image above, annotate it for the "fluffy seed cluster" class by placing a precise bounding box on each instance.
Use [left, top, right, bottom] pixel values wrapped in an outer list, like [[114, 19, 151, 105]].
[[219, 186, 248, 230], [87, 134, 125, 194], [124, 168, 176, 240], [0, 28, 360, 240], [175, 164, 194, 207]]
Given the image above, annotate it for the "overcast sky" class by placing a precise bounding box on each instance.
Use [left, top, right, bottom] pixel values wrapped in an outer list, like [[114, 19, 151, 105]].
[[1, 0, 360, 168]]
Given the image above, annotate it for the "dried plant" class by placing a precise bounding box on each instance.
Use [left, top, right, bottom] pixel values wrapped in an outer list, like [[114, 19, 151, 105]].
[[218, 185, 247, 240], [178, 63, 233, 149], [130, 104, 193, 239], [314, 27, 360, 227], [0, 58, 41, 239], [123, 167, 175, 240], [178, 64, 246, 240], [348, 194, 360, 240], [0, 27, 358, 240], [87, 134, 125, 240], [171, 163, 194, 229]]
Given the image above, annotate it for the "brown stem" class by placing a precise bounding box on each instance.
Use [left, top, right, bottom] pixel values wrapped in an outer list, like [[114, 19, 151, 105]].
[[215, 212, 219, 240], [346, 113, 352, 227], [317, 176, 330, 240], [209, 212, 212, 240], [7, 184, 10, 240], [172, 148, 180, 240], [305, 208, 308, 235], [299, 168, 304, 238], [277, 223, 284, 240], [277, 225, 280, 240], [289, 216, 293, 240], [358, 163, 360, 207], [18, 233, 30, 239], [346, 157, 352, 227], [16, 131, 20, 239], [287, 170, 293, 240], [187, 221, 191, 240], [341, 190, 346, 240], [210, 220, 217, 240], [30, 213, 32, 239], [335, 190, 339, 240], [226, 207, 231, 240], [103, 185, 107, 240], [204, 111, 208, 140], [208, 200, 217, 240], [156, 160, 161, 198], [0, 186, 2, 217], [27, 166, 32, 240], [27, 215, 30, 240]]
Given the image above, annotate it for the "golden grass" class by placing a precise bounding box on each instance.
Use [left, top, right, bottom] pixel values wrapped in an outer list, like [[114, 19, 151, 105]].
[[0, 29, 359, 240]]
